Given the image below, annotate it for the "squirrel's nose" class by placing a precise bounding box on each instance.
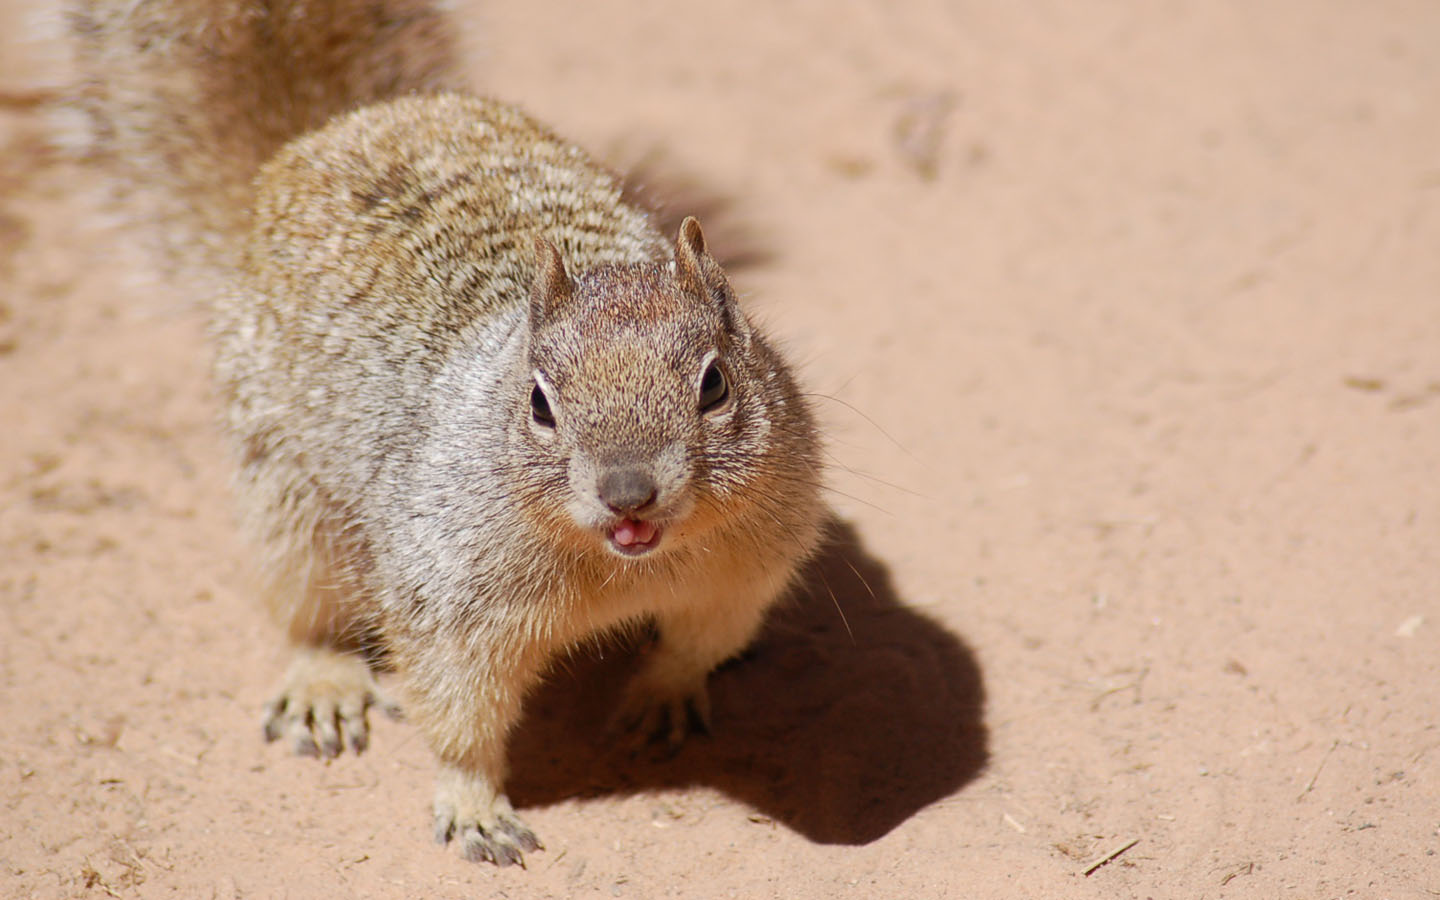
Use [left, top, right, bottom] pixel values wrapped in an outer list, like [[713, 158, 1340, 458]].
[[597, 468, 658, 515]]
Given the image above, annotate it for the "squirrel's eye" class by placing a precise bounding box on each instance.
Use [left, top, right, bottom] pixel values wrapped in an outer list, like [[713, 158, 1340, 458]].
[[530, 382, 556, 428], [699, 360, 729, 413]]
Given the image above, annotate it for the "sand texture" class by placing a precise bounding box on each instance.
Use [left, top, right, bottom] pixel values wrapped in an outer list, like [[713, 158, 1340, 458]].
[[1, 1, 1437, 896]]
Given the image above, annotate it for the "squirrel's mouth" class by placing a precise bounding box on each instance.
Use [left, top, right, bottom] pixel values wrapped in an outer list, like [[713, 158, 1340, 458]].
[[607, 517, 663, 557]]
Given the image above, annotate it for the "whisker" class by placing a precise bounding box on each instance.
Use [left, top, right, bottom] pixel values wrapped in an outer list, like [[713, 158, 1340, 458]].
[[805, 391, 928, 470], [815, 565, 855, 645]]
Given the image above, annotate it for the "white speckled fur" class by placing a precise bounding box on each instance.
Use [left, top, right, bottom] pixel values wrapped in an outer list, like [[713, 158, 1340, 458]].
[[74, 0, 826, 868]]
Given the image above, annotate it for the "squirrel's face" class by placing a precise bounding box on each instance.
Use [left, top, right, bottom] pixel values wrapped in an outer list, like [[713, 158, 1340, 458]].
[[515, 220, 785, 561]]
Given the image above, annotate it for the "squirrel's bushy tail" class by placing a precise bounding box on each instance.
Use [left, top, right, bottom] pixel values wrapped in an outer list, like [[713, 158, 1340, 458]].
[[70, 0, 456, 272]]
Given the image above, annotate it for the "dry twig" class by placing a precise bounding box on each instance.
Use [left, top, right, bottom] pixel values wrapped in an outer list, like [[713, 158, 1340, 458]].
[[1297, 738, 1340, 801], [1082, 838, 1138, 876]]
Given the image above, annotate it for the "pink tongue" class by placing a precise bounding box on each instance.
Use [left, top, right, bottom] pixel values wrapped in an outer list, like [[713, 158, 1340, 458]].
[[613, 518, 658, 546]]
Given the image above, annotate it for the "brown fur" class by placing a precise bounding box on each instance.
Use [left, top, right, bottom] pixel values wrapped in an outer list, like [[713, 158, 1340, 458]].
[[74, 0, 825, 867]]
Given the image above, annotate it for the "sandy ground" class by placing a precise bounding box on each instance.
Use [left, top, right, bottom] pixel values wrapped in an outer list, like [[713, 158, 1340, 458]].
[[2, 1, 1438, 897]]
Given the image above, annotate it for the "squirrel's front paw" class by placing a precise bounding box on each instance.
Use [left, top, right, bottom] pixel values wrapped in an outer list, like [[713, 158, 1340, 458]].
[[262, 647, 400, 758], [608, 675, 712, 751], [433, 767, 542, 867]]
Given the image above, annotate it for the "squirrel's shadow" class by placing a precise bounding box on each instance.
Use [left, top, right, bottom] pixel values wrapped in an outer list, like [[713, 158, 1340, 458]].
[[505, 517, 989, 845]]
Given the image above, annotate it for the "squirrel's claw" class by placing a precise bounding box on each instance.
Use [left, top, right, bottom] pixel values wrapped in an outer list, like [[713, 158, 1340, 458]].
[[433, 775, 542, 867], [449, 816, 541, 867], [261, 647, 396, 758], [608, 680, 713, 753]]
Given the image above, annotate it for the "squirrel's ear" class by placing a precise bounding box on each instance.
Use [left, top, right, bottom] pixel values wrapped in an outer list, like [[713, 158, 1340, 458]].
[[530, 236, 573, 329], [674, 216, 736, 314]]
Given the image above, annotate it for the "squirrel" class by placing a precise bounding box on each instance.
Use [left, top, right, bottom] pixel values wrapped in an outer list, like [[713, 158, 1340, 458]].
[[71, 0, 825, 867]]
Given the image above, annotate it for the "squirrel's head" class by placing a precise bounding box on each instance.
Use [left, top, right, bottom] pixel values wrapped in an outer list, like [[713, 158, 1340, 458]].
[[514, 218, 808, 561]]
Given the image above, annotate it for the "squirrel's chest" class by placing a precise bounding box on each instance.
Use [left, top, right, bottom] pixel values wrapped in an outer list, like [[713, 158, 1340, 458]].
[[549, 548, 764, 641]]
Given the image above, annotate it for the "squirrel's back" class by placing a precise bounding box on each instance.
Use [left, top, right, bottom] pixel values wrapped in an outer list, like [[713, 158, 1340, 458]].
[[218, 91, 673, 536], [243, 91, 668, 336]]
